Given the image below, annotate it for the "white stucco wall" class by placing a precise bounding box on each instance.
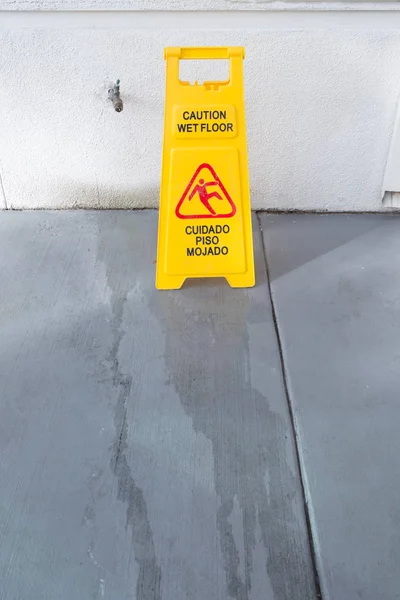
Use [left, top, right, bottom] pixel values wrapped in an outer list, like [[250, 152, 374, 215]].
[[1, 7, 400, 211]]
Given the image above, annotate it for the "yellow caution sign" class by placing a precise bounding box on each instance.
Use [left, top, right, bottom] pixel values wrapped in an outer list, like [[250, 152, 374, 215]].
[[156, 46, 255, 289]]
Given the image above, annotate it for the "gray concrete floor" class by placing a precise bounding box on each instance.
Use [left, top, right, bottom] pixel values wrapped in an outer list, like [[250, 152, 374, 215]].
[[0, 211, 399, 600]]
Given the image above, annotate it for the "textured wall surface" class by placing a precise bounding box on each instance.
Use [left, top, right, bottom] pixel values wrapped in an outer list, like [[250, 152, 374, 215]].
[[2, 0, 399, 8], [0, 24, 400, 210]]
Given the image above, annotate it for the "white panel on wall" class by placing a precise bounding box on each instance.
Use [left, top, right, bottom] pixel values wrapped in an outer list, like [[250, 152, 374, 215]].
[[383, 97, 400, 194], [0, 29, 399, 211], [0, 170, 6, 209]]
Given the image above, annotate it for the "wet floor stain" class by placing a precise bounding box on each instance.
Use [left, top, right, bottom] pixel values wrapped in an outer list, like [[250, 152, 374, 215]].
[[150, 283, 316, 600], [97, 214, 162, 600], [95, 211, 316, 600]]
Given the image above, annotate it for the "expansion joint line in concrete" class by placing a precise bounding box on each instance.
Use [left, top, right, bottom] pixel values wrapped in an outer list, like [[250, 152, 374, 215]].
[[256, 211, 323, 600]]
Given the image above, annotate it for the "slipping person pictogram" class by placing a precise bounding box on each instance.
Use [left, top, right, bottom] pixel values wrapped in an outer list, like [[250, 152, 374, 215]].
[[175, 163, 236, 219], [189, 179, 223, 216]]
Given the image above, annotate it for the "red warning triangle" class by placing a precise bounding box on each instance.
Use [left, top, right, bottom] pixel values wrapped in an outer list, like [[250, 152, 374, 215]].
[[175, 163, 236, 220]]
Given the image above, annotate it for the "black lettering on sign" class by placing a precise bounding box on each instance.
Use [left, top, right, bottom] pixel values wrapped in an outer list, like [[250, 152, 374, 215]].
[[185, 225, 230, 258], [186, 246, 229, 257], [195, 236, 220, 246], [178, 123, 199, 133], [185, 225, 230, 235], [177, 110, 234, 135], [182, 110, 227, 120]]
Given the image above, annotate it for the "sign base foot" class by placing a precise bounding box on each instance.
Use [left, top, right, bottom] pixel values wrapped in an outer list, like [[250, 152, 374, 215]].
[[225, 273, 255, 288], [155, 273, 255, 290], [156, 274, 186, 290]]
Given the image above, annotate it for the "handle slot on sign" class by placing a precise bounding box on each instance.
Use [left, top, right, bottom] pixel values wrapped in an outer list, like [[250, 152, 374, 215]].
[[165, 47, 245, 92], [179, 59, 230, 88]]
